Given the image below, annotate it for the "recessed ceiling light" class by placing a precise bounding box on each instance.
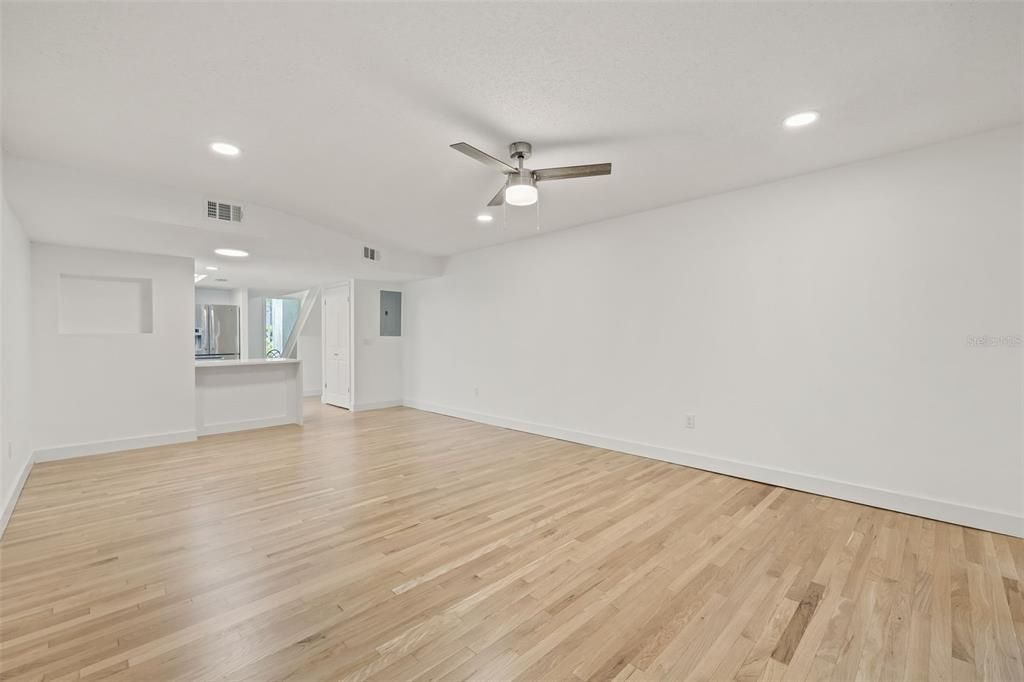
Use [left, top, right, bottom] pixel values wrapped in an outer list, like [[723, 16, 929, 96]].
[[194, 273, 207, 283], [210, 142, 241, 156], [783, 111, 820, 128], [476, 214, 494, 223], [205, 265, 218, 271], [214, 248, 249, 258]]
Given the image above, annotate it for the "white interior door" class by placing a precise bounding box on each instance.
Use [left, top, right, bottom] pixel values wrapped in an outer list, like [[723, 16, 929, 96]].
[[322, 283, 351, 409]]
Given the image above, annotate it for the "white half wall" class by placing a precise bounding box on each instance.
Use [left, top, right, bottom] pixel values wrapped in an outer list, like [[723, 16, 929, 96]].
[[31, 244, 197, 459], [1, 197, 34, 536], [195, 360, 303, 435], [353, 280, 403, 410], [404, 126, 1024, 537]]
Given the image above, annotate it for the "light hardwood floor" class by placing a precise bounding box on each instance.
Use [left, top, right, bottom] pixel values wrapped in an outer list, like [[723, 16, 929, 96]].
[[1, 400, 1022, 681]]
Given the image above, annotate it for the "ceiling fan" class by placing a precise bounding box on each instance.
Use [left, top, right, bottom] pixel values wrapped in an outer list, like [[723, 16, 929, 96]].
[[450, 141, 611, 207]]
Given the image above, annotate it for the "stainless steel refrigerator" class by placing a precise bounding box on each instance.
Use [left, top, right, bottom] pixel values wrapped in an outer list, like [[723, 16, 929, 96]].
[[195, 304, 240, 360]]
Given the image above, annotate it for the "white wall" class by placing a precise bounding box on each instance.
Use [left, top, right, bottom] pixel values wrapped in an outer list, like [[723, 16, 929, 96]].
[[248, 292, 264, 360], [195, 287, 235, 305], [1, 199, 5, 523], [5, 156, 443, 291], [32, 244, 196, 459], [1, 198, 33, 533], [233, 288, 250, 359], [404, 126, 1024, 536], [298, 296, 322, 396], [353, 280, 403, 410]]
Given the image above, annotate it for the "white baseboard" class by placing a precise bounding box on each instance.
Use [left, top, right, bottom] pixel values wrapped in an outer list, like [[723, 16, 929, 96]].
[[304, 389, 323, 397], [198, 416, 299, 437], [404, 400, 1024, 539], [352, 400, 404, 413], [34, 430, 198, 463], [0, 453, 35, 539]]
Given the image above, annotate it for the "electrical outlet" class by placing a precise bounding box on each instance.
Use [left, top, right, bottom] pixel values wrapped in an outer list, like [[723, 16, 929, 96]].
[[686, 414, 696, 429]]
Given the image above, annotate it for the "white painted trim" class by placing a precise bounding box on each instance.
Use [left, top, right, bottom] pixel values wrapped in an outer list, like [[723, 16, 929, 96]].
[[197, 416, 299, 437], [352, 400, 403, 413], [34, 430, 198, 462], [304, 388, 323, 397], [0, 453, 35, 539], [404, 400, 1024, 539]]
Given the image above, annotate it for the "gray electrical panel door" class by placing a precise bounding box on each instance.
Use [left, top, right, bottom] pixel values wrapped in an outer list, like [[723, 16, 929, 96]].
[[380, 291, 402, 336]]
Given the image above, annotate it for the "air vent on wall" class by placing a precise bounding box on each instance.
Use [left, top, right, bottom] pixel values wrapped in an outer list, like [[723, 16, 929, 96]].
[[207, 200, 243, 222], [363, 246, 380, 262]]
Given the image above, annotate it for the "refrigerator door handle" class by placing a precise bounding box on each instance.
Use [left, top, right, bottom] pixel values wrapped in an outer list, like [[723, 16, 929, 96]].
[[198, 305, 207, 356], [205, 305, 213, 356], [209, 306, 216, 354]]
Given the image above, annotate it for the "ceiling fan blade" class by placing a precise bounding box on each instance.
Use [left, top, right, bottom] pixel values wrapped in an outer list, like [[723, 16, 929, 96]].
[[450, 142, 517, 174], [533, 163, 612, 182], [487, 183, 506, 206]]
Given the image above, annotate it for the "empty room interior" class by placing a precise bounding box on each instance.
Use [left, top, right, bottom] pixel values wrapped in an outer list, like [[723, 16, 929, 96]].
[[1, 2, 1023, 680]]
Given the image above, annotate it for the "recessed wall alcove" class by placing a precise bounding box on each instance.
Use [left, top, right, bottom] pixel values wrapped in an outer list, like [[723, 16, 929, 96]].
[[58, 274, 154, 334]]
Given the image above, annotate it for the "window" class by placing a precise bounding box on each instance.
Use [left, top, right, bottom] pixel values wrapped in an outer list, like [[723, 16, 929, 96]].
[[263, 297, 300, 357]]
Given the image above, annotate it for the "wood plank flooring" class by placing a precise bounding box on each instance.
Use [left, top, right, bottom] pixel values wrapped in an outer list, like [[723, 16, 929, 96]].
[[1, 400, 1022, 681]]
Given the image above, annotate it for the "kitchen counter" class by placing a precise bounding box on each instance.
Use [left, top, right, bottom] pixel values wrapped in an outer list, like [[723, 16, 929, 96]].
[[196, 358, 300, 368], [195, 358, 303, 436]]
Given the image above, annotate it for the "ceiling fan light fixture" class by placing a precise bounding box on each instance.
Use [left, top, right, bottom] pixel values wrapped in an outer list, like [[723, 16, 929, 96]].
[[504, 173, 538, 207], [450, 140, 610, 209]]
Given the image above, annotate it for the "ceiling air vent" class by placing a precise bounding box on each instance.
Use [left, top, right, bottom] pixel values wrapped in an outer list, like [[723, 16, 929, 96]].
[[363, 246, 380, 262], [206, 200, 243, 222]]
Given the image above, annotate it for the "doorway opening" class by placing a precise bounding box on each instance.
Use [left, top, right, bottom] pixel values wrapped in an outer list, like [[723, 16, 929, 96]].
[[321, 282, 352, 409], [263, 297, 300, 358]]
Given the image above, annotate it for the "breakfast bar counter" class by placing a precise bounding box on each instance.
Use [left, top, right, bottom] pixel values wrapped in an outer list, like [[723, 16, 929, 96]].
[[194, 358, 303, 436]]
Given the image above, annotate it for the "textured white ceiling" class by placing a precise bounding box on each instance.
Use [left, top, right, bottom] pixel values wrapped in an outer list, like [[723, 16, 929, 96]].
[[3, 2, 1022, 257]]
